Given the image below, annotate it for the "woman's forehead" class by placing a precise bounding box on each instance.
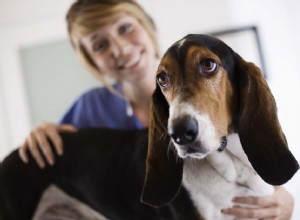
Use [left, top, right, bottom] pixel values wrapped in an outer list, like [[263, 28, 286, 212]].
[[80, 12, 138, 40]]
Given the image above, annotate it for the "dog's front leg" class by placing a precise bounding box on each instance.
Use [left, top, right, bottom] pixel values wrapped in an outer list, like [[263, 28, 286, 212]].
[[207, 152, 237, 183]]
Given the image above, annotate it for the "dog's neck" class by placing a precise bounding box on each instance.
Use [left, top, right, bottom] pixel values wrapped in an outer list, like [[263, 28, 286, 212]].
[[208, 133, 253, 182]]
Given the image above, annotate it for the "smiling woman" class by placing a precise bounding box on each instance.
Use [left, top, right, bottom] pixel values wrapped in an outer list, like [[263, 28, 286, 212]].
[[16, 0, 160, 218]]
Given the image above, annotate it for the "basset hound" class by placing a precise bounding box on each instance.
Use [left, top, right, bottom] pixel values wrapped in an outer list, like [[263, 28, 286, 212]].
[[141, 34, 299, 219]]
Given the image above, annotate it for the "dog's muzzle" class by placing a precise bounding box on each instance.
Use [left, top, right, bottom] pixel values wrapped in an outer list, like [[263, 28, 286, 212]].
[[168, 115, 228, 158], [168, 116, 198, 145]]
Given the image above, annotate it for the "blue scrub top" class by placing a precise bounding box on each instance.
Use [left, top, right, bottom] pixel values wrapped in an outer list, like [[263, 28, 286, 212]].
[[60, 84, 144, 130]]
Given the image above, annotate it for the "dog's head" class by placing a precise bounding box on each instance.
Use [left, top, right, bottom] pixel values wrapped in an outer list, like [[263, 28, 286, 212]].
[[141, 34, 299, 207]]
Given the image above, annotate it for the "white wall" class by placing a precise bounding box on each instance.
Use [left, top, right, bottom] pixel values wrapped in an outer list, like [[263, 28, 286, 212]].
[[0, 0, 299, 218], [0, 0, 72, 154]]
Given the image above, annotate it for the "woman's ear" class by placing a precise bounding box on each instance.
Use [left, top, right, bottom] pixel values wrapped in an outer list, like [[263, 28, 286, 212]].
[[235, 55, 299, 185], [141, 87, 183, 207]]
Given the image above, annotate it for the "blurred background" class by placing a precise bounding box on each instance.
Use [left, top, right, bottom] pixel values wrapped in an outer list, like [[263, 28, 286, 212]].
[[0, 0, 299, 218]]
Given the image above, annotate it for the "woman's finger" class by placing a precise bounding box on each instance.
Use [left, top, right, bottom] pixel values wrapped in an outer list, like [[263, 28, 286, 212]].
[[46, 127, 64, 156], [19, 140, 29, 163], [232, 195, 278, 207], [27, 132, 45, 169], [34, 128, 55, 166], [49, 124, 77, 155], [58, 124, 78, 133], [221, 205, 277, 219]]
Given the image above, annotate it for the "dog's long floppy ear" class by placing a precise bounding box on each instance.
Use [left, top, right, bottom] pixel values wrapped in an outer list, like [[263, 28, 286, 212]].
[[141, 86, 183, 207], [235, 55, 299, 185]]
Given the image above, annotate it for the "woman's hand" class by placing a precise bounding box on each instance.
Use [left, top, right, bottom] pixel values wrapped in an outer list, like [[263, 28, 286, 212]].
[[221, 186, 294, 220], [19, 123, 77, 169]]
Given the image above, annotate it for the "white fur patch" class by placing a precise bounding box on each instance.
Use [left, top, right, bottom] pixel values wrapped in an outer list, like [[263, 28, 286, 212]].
[[182, 134, 274, 220]]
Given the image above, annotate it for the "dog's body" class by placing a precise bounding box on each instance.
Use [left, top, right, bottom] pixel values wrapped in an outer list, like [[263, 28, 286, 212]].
[[141, 34, 299, 219], [0, 128, 201, 220]]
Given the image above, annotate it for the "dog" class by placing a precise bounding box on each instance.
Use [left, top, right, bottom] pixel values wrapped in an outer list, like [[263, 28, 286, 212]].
[[141, 34, 299, 219], [0, 128, 201, 220]]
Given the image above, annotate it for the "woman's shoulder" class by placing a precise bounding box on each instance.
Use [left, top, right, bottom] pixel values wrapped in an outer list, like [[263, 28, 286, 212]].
[[79, 84, 123, 102], [60, 84, 127, 127]]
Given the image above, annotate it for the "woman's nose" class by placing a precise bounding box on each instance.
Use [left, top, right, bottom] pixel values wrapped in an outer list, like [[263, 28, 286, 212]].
[[110, 38, 130, 59]]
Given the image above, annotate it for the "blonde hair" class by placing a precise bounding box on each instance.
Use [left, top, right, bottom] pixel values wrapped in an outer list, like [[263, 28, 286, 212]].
[[66, 0, 159, 89]]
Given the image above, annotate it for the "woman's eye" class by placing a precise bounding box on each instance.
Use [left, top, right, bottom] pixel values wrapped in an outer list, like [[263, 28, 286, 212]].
[[119, 23, 133, 35], [93, 40, 108, 53], [157, 72, 170, 88], [199, 58, 218, 75]]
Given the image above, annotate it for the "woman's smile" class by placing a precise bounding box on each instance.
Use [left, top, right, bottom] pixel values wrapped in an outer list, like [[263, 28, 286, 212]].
[[117, 49, 144, 71], [116, 48, 149, 82]]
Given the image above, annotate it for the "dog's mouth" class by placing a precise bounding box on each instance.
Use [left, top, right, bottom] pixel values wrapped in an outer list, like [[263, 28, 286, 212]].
[[183, 151, 207, 159], [175, 136, 228, 159], [175, 141, 208, 159]]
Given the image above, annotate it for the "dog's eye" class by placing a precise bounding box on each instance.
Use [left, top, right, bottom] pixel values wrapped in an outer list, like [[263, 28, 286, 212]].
[[199, 58, 218, 75], [157, 72, 170, 88]]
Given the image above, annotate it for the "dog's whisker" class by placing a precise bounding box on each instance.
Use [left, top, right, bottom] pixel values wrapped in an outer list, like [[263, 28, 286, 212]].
[[165, 138, 183, 164]]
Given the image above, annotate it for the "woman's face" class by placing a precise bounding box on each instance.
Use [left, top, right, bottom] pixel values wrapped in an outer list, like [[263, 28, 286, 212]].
[[81, 13, 157, 84]]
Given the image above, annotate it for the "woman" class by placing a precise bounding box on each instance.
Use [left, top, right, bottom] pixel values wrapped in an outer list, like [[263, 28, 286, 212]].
[[19, 0, 294, 219]]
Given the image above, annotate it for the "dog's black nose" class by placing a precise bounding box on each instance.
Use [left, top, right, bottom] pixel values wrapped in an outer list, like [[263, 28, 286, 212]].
[[168, 116, 198, 145]]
